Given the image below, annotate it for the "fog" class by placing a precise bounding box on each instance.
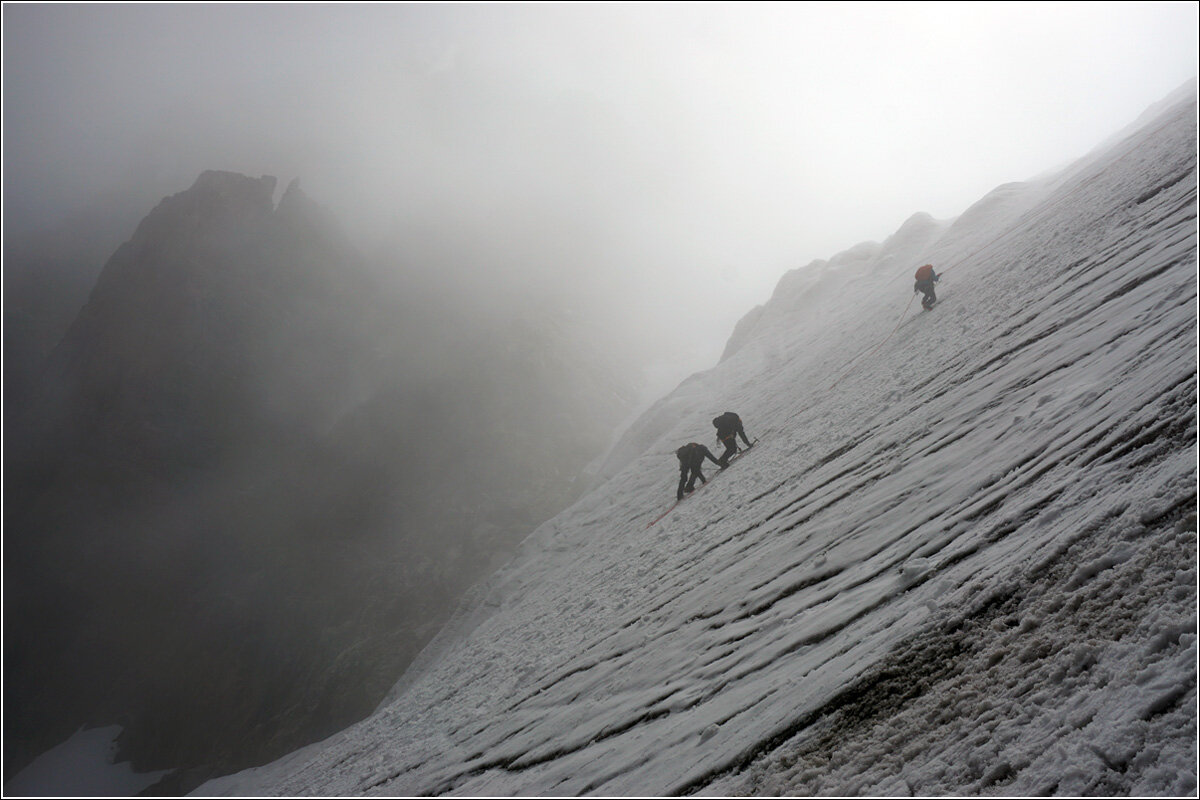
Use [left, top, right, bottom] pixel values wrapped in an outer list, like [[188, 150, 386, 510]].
[[5, 2, 1196, 389], [2, 4, 1197, 790]]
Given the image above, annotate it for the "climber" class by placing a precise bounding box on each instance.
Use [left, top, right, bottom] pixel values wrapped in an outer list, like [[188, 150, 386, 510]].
[[712, 411, 753, 468], [676, 442, 721, 500], [914, 264, 940, 310]]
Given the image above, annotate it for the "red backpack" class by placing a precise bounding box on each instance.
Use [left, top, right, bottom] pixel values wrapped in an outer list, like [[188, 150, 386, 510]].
[[914, 264, 935, 281]]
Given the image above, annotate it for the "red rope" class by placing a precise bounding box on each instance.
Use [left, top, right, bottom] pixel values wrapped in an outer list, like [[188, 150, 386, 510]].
[[646, 500, 680, 528]]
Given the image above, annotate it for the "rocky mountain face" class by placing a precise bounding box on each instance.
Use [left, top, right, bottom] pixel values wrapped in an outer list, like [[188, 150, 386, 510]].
[[3, 171, 639, 791]]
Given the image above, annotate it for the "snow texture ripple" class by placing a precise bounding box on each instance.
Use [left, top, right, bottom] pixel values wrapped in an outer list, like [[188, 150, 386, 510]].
[[198, 88, 1198, 798]]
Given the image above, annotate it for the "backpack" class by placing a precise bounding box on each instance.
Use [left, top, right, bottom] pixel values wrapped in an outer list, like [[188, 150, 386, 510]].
[[914, 264, 935, 282], [713, 412, 741, 440], [713, 411, 739, 429]]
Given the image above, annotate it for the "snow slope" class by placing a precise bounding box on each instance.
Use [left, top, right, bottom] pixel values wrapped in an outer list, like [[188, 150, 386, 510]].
[[198, 87, 1198, 797], [3, 726, 169, 797]]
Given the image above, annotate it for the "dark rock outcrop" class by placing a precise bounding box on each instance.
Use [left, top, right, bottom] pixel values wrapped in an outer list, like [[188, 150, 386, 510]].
[[3, 170, 638, 791]]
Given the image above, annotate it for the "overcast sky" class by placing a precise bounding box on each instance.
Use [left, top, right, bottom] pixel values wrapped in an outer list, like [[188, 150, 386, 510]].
[[3, 2, 1197, 386]]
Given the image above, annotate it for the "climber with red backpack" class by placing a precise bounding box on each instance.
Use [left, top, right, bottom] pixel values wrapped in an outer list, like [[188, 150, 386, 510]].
[[914, 264, 940, 310]]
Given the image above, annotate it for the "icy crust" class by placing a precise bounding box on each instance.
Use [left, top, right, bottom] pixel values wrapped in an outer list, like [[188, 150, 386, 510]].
[[701, 470, 1197, 797], [197, 91, 1197, 797]]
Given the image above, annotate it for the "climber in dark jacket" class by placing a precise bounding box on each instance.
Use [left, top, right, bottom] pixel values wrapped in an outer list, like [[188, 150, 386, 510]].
[[676, 442, 721, 500], [913, 263, 940, 310], [713, 411, 753, 467]]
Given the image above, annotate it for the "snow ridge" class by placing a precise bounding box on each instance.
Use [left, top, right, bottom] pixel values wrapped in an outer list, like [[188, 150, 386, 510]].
[[198, 89, 1197, 798]]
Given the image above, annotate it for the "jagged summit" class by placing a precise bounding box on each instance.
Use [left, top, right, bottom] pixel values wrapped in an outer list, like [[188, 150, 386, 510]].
[[126, 170, 278, 242], [192, 168, 277, 197]]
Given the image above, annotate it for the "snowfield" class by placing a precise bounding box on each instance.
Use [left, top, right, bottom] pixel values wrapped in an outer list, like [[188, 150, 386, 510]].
[[198, 86, 1198, 797]]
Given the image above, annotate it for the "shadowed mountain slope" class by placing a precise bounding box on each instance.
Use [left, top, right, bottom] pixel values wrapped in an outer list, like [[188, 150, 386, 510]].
[[4, 171, 639, 791]]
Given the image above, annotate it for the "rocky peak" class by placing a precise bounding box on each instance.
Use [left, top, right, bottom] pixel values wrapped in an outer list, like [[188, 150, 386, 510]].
[[193, 169, 277, 201], [80, 172, 278, 309], [130, 170, 277, 244]]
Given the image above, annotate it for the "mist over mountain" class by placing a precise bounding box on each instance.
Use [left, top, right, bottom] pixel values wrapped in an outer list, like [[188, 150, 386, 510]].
[[3, 191, 155, 417], [3, 170, 640, 791], [197, 84, 1196, 798]]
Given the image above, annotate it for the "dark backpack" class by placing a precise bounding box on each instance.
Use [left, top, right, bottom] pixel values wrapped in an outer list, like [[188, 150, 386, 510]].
[[713, 412, 740, 436], [713, 411, 738, 427]]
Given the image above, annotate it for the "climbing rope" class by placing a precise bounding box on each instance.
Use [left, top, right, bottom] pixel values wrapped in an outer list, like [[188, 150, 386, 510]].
[[825, 239, 993, 392], [827, 290, 918, 390]]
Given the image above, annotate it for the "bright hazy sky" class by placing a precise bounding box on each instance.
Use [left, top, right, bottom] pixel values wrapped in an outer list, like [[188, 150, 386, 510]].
[[4, 2, 1197, 383]]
